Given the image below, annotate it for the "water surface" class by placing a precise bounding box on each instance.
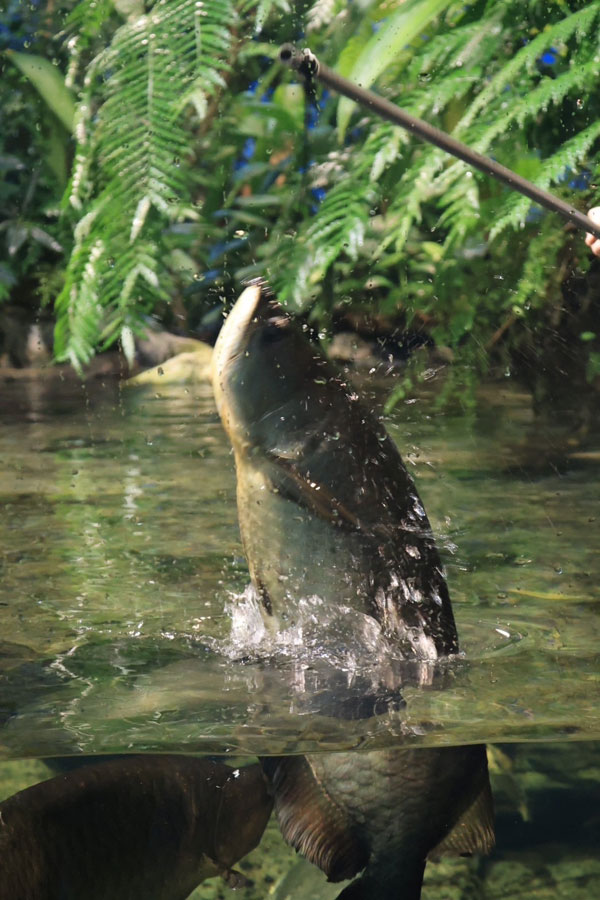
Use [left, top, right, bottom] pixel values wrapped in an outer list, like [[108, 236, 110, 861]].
[[1, 372, 598, 759]]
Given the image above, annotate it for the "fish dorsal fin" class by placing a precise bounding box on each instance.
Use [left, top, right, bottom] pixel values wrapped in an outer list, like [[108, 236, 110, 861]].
[[261, 756, 369, 882], [428, 775, 495, 860]]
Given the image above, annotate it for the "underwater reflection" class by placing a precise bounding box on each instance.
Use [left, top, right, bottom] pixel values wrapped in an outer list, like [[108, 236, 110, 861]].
[[0, 755, 272, 900]]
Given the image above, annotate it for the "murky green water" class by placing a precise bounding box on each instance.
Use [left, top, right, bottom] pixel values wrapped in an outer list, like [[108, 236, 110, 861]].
[[1, 373, 598, 757], [1, 370, 599, 897]]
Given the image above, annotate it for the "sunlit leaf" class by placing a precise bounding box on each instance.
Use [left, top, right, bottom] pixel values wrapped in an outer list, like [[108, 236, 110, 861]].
[[336, 0, 454, 140], [6, 51, 76, 133]]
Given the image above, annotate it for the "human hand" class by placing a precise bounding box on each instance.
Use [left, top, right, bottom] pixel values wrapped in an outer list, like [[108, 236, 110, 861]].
[[584, 207, 600, 256]]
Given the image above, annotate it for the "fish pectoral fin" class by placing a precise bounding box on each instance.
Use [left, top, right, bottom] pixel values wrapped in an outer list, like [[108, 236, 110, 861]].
[[261, 756, 369, 882], [266, 454, 363, 531], [428, 776, 495, 860]]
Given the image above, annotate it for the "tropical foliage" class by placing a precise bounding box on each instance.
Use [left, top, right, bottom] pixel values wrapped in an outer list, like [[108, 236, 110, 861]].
[[1, 0, 600, 398]]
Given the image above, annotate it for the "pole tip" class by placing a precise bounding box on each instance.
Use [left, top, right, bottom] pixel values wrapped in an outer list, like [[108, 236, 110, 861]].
[[278, 44, 319, 78], [279, 44, 295, 65]]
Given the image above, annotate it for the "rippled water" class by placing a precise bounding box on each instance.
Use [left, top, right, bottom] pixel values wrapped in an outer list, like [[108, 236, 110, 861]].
[[1, 369, 599, 897], [1, 373, 598, 759]]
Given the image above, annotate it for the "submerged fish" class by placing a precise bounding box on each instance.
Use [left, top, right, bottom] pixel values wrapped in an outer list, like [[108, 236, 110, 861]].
[[212, 280, 495, 899], [0, 755, 272, 900]]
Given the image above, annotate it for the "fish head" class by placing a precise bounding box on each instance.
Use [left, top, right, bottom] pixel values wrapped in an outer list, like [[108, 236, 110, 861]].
[[212, 280, 331, 456]]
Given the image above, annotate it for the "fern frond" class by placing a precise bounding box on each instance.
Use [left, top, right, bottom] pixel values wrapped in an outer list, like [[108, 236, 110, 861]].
[[306, 0, 347, 32], [508, 215, 565, 314], [461, 48, 600, 156], [435, 42, 600, 245], [239, 0, 291, 33], [65, 0, 116, 48], [455, 3, 600, 136], [55, 0, 235, 366], [274, 174, 371, 310], [490, 120, 600, 239], [374, 2, 600, 255], [406, 3, 508, 81]]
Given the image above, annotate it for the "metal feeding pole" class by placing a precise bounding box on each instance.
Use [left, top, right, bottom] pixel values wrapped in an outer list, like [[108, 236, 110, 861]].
[[278, 44, 600, 241]]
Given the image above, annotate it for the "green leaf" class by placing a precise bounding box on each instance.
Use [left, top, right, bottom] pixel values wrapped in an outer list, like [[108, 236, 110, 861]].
[[55, 0, 235, 367], [336, 0, 454, 140], [253, 0, 290, 33], [120, 325, 136, 368], [6, 51, 76, 132]]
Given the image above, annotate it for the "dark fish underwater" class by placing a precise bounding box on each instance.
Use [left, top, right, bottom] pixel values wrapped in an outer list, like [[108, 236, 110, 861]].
[[212, 280, 495, 899], [0, 755, 273, 900]]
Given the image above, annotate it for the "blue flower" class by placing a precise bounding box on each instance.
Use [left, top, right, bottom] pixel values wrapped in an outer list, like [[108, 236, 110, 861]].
[[310, 186, 327, 213], [306, 102, 319, 129], [569, 172, 591, 191], [525, 205, 544, 224], [559, 166, 591, 191], [242, 138, 256, 161], [540, 46, 558, 66], [234, 137, 256, 172], [347, 125, 364, 144]]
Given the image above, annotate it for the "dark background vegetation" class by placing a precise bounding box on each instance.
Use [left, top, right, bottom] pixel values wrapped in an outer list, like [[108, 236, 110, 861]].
[[1, 0, 600, 417]]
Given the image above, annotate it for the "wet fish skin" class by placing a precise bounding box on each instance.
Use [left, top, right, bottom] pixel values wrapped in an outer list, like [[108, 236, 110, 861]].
[[212, 281, 495, 900], [212, 280, 457, 662], [264, 745, 493, 900], [0, 755, 273, 900]]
